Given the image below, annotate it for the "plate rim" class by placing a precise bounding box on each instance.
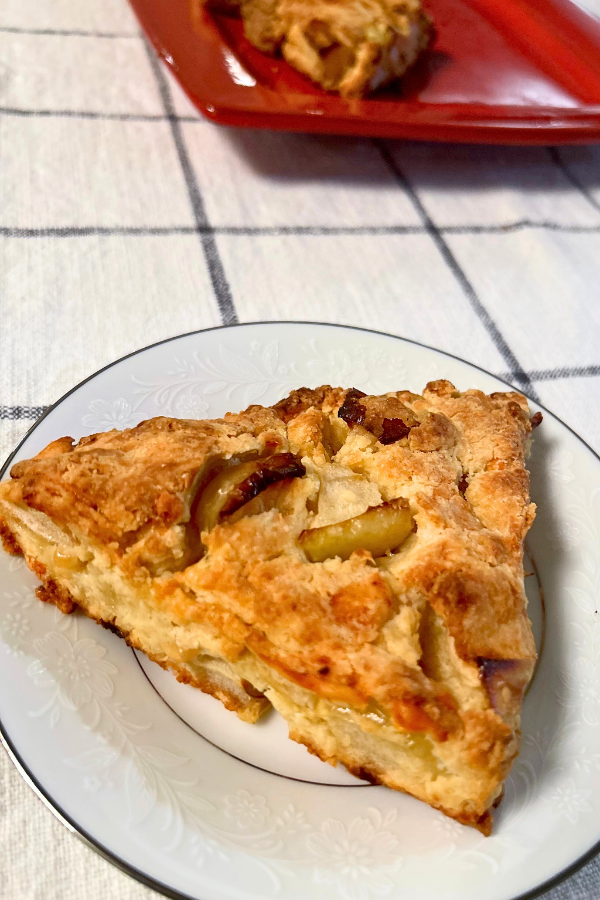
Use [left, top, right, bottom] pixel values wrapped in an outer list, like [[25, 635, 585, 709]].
[[2, 319, 600, 900]]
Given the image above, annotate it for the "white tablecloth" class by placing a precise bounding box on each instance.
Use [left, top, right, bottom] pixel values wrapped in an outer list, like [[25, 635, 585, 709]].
[[2, 0, 600, 896]]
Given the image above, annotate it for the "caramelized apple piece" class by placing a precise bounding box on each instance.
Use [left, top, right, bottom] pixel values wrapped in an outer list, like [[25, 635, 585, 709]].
[[299, 498, 413, 562], [478, 658, 534, 724], [337, 388, 367, 427], [196, 454, 305, 534], [53, 547, 88, 572], [338, 389, 418, 444], [227, 478, 300, 523]]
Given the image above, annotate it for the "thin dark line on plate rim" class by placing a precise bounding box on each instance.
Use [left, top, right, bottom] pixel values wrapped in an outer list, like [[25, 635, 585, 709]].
[[0, 733, 201, 900], [131, 650, 372, 788], [0, 320, 587, 468], [5, 364, 600, 427], [1, 320, 600, 900], [523, 546, 545, 691]]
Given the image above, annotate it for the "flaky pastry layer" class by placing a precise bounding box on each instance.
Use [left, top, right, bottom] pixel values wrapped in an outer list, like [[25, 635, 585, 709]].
[[196, 0, 433, 97]]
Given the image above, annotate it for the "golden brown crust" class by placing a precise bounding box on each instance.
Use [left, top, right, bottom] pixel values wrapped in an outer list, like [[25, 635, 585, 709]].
[[36, 579, 77, 614], [0, 380, 537, 831], [7, 413, 287, 572], [0, 517, 23, 556], [273, 385, 347, 423]]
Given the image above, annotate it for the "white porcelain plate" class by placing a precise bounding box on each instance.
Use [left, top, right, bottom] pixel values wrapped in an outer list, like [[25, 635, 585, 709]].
[[1, 322, 599, 900]]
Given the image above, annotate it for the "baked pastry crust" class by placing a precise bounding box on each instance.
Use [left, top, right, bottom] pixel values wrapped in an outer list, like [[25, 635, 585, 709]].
[[196, 0, 433, 97], [0, 381, 537, 832]]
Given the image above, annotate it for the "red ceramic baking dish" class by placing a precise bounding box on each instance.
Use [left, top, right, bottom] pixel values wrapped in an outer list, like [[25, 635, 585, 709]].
[[130, 0, 600, 143]]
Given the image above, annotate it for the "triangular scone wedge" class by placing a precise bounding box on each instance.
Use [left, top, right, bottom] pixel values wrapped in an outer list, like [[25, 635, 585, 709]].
[[0, 381, 538, 833]]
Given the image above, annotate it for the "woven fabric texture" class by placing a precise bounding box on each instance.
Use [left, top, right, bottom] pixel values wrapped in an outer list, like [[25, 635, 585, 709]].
[[2, 0, 600, 896]]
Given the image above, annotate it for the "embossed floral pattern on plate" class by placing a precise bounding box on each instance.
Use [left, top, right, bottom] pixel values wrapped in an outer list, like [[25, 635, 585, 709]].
[[1, 322, 600, 900]]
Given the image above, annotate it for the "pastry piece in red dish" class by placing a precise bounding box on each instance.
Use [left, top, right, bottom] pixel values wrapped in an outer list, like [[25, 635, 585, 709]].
[[197, 0, 433, 96]]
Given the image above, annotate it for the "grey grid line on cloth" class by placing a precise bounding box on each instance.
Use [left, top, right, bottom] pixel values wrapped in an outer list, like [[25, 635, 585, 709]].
[[2, 0, 600, 896], [140, 35, 238, 325]]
